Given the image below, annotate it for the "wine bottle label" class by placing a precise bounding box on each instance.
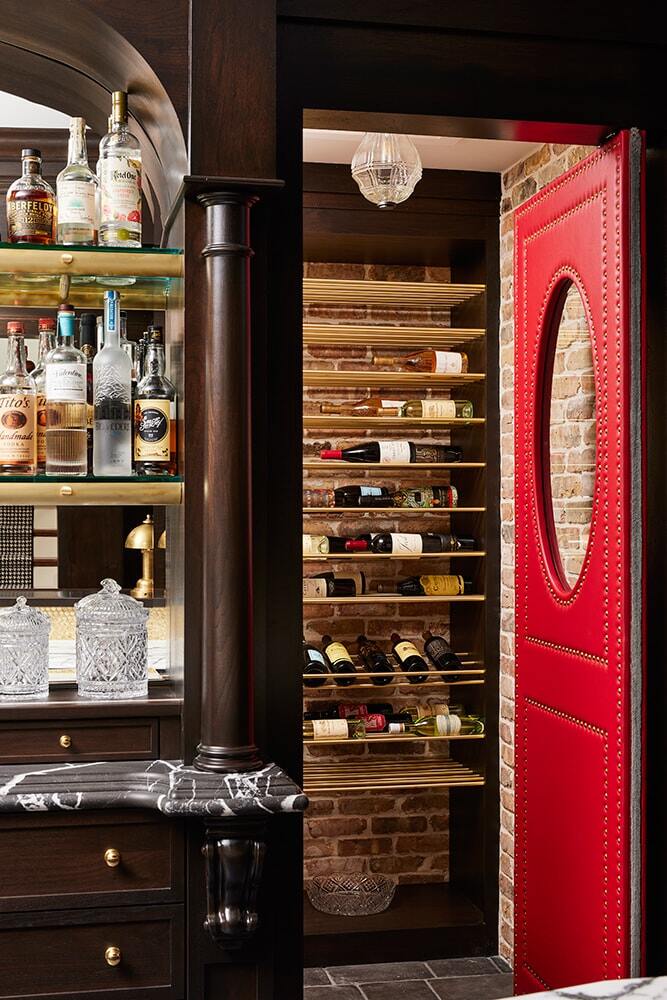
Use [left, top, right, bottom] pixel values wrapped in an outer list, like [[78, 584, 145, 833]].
[[413, 445, 449, 463], [134, 399, 170, 461], [7, 199, 54, 240], [303, 579, 328, 598], [393, 488, 440, 509], [57, 181, 97, 226], [303, 534, 329, 555], [99, 156, 142, 226], [379, 440, 411, 463], [434, 351, 463, 374], [325, 642, 353, 663], [390, 533, 423, 554], [448, 486, 459, 507], [426, 637, 453, 660], [311, 719, 348, 740], [419, 575, 465, 596], [45, 364, 86, 403], [435, 713, 462, 736], [359, 486, 384, 496], [388, 723, 406, 733], [380, 399, 406, 408], [306, 649, 327, 666], [0, 395, 35, 462], [394, 640, 421, 662], [36, 394, 47, 464], [364, 713, 386, 732], [419, 399, 457, 419]]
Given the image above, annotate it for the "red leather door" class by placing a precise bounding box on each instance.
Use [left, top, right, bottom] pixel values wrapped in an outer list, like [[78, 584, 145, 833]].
[[513, 131, 645, 994]]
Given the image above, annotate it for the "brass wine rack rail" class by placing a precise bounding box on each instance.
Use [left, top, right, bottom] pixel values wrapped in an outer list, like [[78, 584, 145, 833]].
[[303, 759, 485, 794], [303, 507, 486, 515], [303, 732, 484, 746], [302, 552, 486, 561], [303, 323, 485, 349], [304, 415, 485, 429], [303, 460, 486, 471], [303, 370, 485, 389], [303, 595, 486, 605], [302, 277, 485, 307]]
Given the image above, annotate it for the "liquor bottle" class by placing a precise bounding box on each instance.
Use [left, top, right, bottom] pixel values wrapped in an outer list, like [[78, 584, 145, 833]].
[[302, 534, 368, 555], [93, 290, 132, 476], [0, 322, 36, 475], [422, 630, 464, 680], [333, 484, 391, 507], [134, 327, 176, 475], [380, 575, 473, 596], [371, 532, 472, 554], [372, 350, 469, 374], [303, 637, 330, 688], [79, 313, 97, 470], [387, 713, 484, 736], [320, 397, 403, 416], [401, 399, 474, 419], [98, 91, 142, 246], [6, 149, 56, 244], [45, 304, 87, 476], [120, 312, 137, 397], [320, 441, 463, 463], [136, 330, 149, 383], [357, 635, 395, 686], [303, 718, 365, 740], [392, 485, 458, 508], [56, 117, 98, 245], [32, 318, 56, 472], [322, 635, 356, 687], [390, 632, 428, 683]]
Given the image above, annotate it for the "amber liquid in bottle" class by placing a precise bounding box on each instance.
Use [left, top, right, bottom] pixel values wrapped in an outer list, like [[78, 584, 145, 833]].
[[6, 149, 56, 245], [373, 350, 469, 374]]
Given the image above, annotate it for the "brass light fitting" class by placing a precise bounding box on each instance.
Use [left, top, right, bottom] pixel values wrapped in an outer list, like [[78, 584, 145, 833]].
[[124, 514, 155, 599]]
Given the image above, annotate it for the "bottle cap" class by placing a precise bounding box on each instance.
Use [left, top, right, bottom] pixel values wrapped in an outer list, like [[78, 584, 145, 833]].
[[38, 317, 55, 331], [320, 449, 342, 460], [58, 302, 75, 314], [345, 540, 368, 551], [79, 313, 97, 349], [69, 117, 85, 130], [6, 321, 24, 334], [21, 148, 41, 159], [111, 91, 128, 122], [148, 325, 163, 342]]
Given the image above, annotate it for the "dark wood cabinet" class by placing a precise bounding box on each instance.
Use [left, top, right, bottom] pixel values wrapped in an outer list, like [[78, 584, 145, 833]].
[[0, 720, 158, 765]]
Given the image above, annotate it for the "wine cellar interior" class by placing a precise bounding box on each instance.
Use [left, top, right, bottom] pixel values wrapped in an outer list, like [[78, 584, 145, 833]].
[[300, 146, 501, 965]]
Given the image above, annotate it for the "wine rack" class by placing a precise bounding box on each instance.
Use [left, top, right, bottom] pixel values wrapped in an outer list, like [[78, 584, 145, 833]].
[[302, 277, 484, 306], [303, 460, 486, 471], [303, 759, 484, 794], [304, 415, 484, 428], [303, 323, 485, 348], [302, 551, 486, 560], [303, 595, 486, 605], [303, 506, 485, 514], [303, 370, 485, 388], [303, 732, 484, 746]]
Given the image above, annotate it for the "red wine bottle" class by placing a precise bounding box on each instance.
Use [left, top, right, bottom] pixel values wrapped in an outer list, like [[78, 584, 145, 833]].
[[334, 485, 390, 506], [303, 638, 330, 688], [303, 575, 355, 598], [320, 441, 463, 464], [309, 571, 366, 595], [370, 532, 467, 554], [322, 635, 356, 687], [391, 632, 428, 683], [357, 634, 395, 686], [422, 631, 463, 682]]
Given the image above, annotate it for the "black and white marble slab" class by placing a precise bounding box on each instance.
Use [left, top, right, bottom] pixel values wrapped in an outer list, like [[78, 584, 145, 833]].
[[514, 979, 667, 999], [0, 759, 307, 817]]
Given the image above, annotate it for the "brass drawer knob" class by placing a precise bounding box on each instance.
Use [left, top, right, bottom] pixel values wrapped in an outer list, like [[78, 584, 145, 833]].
[[59, 734, 72, 749], [105, 946, 121, 967], [104, 848, 121, 868]]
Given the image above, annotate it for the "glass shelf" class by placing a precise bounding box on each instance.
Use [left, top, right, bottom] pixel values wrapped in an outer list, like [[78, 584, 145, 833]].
[[0, 475, 183, 505], [0, 242, 183, 310]]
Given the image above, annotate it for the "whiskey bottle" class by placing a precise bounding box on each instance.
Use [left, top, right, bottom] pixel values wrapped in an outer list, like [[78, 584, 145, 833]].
[[392, 485, 458, 508], [0, 322, 36, 475], [136, 330, 149, 383], [134, 327, 176, 475], [98, 91, 142, 246], [32, 318, 56, 472], [303, 637, 330, 688], [390, 632, 428, 683], [322, 635, 356, 687], [93, 291, 132, 476], [56, 117, 98, 245], [320, 441, 463, 463], [45, 304, 88, 476], [79, 313, 97, 469], [422, 630, 464, 680], [380, 575, 473, 597], [6, 149, 56, 244], [372, 350, 469, 374], [357, 635, 395, 686], [320, 397, 403, 416], [401, 399, 474, 419]]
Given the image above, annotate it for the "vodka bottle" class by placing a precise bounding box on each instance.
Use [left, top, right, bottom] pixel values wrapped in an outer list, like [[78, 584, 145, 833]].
[[0, 322, 36, 475], [45, 305, 87, 476], [93, 291, 132, 476]]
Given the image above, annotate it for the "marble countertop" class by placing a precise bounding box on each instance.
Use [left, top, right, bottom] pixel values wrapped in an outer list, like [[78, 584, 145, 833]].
[[0, 759, 307, 817], [520, 979, 667, 998]]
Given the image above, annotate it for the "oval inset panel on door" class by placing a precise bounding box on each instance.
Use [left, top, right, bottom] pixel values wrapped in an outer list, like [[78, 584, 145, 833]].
[[545, 278, 596, 591]]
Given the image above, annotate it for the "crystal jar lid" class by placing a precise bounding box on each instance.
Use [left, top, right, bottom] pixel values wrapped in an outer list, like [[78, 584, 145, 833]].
[[0, 597, 51, 636], [75, 578, 148, 626]]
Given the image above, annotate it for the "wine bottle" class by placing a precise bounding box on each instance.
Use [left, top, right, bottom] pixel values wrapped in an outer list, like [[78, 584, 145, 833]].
[[320, 397, 403, 416], [371, 532, 467, 554], [380, 575, 473, 597], [400, 399, 474, 419], [303, 638, 330, 688], [308, 571, 366, 595], [303, 487, 336, 508], [303, 576, 355, 598], [422, 631, 464, 681], [387, 713, 484, 736], [303, 718, 365, 740], [322, 635, 356, 687], [392, 485, 458, 508], [303, 534, 362, 555], [357, 635, 395, 686], [372, 350, 468, 374], [320, 441, 463, 463], [333, 484, 390, 507], [391, 632, 428, 683]]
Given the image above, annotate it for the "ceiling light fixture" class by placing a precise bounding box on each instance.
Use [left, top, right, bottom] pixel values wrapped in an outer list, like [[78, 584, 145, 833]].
[[351, 132, 422, 209]]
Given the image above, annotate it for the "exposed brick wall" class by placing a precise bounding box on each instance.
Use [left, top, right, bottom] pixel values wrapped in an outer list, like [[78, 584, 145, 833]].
[[303, 261, 467, 886], [498, 142, 595, 963]]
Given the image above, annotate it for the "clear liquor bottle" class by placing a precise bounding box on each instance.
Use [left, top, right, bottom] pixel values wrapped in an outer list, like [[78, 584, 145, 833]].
[[6, 149, 56, 245], [93, 291, 132, 476], [78, 313, 97, 470], [98, 91, 142, 246], [32, 318, 57, 473], [0, 322, 36, 476], [45, 305, 87, 476], [134, 326, 176, 475], [56, 117, 99, 245]]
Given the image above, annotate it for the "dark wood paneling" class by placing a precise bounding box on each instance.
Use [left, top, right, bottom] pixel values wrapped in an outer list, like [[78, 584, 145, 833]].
[[0, 718, 157, 764], [0, 811, 183, 912], [0, 904, 184, 1000], [57, 507, 125, 590], [0, 687, 180, 721]]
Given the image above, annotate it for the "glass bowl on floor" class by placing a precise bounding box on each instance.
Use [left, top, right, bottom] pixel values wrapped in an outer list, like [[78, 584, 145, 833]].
[[306, 874, 395, 916]]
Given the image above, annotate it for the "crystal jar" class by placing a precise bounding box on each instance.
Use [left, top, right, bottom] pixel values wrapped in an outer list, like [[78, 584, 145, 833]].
[[0, 597, 50, 699], [75, 578, 148, 699]]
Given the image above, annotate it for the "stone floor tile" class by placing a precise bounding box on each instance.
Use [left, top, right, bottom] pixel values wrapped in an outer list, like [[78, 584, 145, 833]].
[[426, 958, 500, 978], [360, 980, 440, 999], [429, 973, 514, 1000], [305, 987, 364, 1000], [305, 968, 332, 987], [328, 962, 433, 985]]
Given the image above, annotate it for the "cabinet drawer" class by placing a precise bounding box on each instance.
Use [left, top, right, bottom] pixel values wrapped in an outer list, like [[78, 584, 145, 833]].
[[0, 904, 183, 999], [0, 718, 158, 764], [0, 811, 184, 912]]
